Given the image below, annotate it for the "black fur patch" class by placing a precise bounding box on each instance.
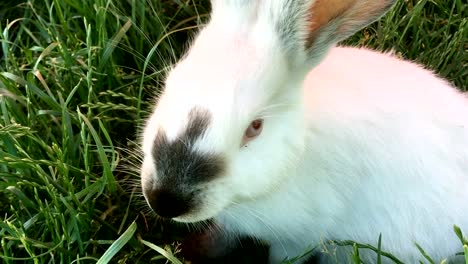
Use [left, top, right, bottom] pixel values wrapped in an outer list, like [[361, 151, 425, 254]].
[[147, 108, 225, 217], [152, 108, 225, 187]]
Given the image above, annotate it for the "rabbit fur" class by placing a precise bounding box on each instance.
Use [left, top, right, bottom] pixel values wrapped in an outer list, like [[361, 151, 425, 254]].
[[140, 0, 468, 263]]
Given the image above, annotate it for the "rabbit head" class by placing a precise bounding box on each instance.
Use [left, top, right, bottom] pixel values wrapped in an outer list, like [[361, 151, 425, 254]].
[[140, 0, 396, 223]]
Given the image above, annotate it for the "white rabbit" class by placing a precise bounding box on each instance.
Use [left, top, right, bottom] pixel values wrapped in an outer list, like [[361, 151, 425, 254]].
[[140, 0, 468, 263]]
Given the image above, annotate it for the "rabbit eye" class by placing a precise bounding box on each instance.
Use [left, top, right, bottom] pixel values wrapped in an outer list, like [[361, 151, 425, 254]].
[[241, 119, 263, 147]]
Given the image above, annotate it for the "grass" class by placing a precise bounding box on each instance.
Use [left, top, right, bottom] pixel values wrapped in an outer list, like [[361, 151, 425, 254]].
[[0, 0, 466, 263]]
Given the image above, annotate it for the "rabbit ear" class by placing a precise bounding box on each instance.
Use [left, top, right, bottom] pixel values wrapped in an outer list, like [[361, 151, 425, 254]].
[[274, 0, 396, 65]]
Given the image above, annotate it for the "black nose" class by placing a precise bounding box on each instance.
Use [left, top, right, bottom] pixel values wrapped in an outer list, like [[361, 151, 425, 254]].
[[145, 187, 192, 219]]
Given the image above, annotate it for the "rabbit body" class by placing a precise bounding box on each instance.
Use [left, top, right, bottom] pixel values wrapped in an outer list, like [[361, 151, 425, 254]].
[[140, 0, 468, 263], [214, 46, 468, 263]]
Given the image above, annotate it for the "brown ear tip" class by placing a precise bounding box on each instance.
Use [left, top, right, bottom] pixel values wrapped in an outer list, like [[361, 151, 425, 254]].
[[304, 0, 398, 49], [382, 0, 398, 11], [385, 0, 398, 8]]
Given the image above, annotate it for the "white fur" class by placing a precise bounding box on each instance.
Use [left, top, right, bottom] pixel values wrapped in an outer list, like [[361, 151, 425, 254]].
[[216, 47, 468, 263], [141, 0, 468, 263]]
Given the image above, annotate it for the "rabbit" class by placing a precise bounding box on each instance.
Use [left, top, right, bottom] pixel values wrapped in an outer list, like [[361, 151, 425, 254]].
[[139, 0, 468, 263]]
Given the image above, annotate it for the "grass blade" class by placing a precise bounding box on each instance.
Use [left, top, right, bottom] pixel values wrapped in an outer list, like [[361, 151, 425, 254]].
[[140, 237, 183, 264], [77, 110, 116, 193], [415, 243, 435, 264], [96, 221, 137, 264], [464, 245, 468, 264]]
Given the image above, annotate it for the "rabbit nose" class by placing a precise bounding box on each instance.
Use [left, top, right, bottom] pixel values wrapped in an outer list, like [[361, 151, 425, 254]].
[[145, 186, 192, 219]]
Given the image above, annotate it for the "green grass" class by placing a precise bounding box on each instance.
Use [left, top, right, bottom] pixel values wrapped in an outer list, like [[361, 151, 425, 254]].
[[0, 0, 466, 263]]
